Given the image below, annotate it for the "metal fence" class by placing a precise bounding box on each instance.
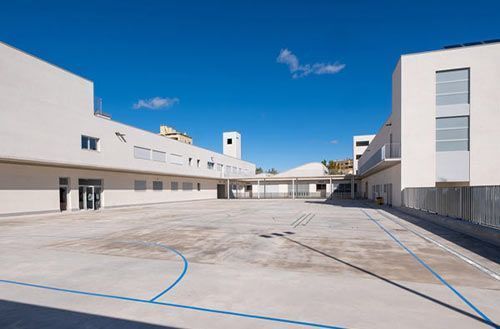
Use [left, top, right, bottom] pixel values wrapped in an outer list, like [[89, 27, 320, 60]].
[[402, 186, 500, 229], [233, 191, 326, 199]]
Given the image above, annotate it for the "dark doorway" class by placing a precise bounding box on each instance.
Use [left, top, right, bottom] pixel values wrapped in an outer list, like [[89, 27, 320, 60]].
[[59, 187, 68, 211], [217, 184, 226, 199], [316, 184, 327, 198]]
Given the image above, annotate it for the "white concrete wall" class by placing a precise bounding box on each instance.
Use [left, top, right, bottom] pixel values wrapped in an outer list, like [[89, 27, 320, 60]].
[[361, 164, 401, 206], [0, 162, 218, 216], [0, 42, 255, 182], [400, 43, 500, 188]]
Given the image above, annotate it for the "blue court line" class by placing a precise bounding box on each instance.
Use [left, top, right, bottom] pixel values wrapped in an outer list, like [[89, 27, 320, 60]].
[[0, 279, 345, 329], [144, 242, 189, 301], [361, 209, 496, 328]]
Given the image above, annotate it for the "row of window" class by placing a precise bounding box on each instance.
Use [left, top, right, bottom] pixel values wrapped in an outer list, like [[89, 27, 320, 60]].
[[81, 137, 249, 176], [133, 145, 248, 175], [134, 180, 201, 192]]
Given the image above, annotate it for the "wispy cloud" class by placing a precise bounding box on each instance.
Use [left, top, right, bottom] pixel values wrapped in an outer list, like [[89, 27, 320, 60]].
[[133, 97, 179, 110], [330, 139, 339, 144], [277, 49, 345, 78]]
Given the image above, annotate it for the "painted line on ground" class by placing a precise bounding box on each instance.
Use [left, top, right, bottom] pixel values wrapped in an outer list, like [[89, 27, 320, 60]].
[[361, 209, 496, 328], [375, 209, 500, 281], [0, 279, 345, 329]]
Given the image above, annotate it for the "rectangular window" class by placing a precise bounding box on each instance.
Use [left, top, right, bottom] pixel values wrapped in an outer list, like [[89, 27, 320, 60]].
[[134, 146, 151, 160], [207, 161, 215, 170], [59, 177, 69, 185], [356, 154, 362, 159], [152, 150, 166, 162], [436, 116, 469, 152], [436, 69, 469, 106], [153, 181, 163, 191], [134, 180, 147, 191], [197, 159, 201, 168], [171, 182, 178, 191], [81, 135, 99, 151], [197, 183, 201, 191], [188, 157, 193, 166], [356, 141, 369, 147], [170, 154, 184, 165], [182, 182, 193, 191], [227, 138, 233, 145]]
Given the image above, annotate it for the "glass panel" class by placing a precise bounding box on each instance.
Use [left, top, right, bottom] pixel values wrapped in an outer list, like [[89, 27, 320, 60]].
[[89, 138, 97, 150], [436, 69, 469, 83], [81, 136, 89, 149], [436, 80, 468, 95], [170, 154, 184, 165], [436, 140, 469, 152], [134, 180, 147, 191], [152, 150, 166, 162], [153, 181, 163, 190], [436, 116, 469, 129], [59, 177, 69, 185], [436, 93, 469, 105], [134, 146, 151, 160], [78, 179, 102, 186], [171, 182, 178, 191], [86, 186, 94, 209], [79, 186, 85, 209], [94, 187, 101, 210], [436, 128, 468, 141]]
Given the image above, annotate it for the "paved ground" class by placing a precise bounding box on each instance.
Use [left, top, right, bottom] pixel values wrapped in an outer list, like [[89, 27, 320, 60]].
[[0, 199, 498, 328]]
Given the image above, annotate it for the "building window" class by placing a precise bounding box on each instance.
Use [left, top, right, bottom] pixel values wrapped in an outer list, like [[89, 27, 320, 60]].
[[134, 146, 151, 160], [197, 183, 201, 191], [355, 141, 369, 147], [153, 181, 163, 191], [436, 68, 469, 106], [227, 138, 233, 145], [170, 154, 184, 165], [356, 154, 362, 160], [436, 116, 469, 152], [134, 180, 147, 191], [152, 150, 166, 162], [81, 135, 99, 151], [171, 182, 178, 191], [182, 182, 193, 191], [207, 161, 215, 170], [189, 157, 193, 166], [197, 159, 201, 168]]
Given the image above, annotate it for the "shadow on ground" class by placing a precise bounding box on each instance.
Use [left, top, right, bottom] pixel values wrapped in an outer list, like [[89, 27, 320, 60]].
[[0, 299, 182, 329], [306, 198, 500, 264]]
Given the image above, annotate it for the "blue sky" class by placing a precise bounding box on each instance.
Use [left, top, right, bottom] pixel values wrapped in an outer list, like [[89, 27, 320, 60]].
[[1, 0, 499, 171]]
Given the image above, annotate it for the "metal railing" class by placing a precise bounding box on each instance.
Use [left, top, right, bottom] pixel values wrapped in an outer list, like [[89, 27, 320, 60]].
[[402, 186, 500, 229], [233, 191, 325, 199], [358, 143, 400, 175], [94, 97, 111, 118]]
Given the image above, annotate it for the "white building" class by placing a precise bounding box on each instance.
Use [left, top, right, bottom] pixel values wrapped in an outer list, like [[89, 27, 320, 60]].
[[356, 41, 500, 206], [353, 135, 375, 174], [0, 42, 255, 216]]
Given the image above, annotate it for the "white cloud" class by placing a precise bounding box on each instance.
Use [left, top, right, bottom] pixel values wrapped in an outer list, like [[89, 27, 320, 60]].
[[330, 139, 339, 144], [277, 49, 345, 78], [133, 97, 179, 110]]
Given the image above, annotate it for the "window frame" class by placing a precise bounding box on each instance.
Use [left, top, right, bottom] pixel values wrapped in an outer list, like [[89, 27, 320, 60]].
[[81, 135, 100, 151]]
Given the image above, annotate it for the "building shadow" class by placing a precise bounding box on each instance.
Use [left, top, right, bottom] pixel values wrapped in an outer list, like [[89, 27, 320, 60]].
[[306, 198, 500, 264], [0, 299, 183, 329], [282, 237, 497, 328]]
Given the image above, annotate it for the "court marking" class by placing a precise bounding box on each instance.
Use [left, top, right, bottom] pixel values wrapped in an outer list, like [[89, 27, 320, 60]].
[[0, 279, 345, 329], [361, 209, 496, 328]]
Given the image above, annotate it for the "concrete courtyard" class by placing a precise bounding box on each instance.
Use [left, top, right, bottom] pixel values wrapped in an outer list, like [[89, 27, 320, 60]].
[[0, 199, 498, 328]]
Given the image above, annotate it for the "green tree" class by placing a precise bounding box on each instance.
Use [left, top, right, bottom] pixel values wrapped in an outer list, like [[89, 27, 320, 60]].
[[266, 168, 278, 175], [255, 167, 263, 174], [321, 159, 327, 167]]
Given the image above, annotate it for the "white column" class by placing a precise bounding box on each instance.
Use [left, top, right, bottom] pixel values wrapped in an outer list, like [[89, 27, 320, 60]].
[[329, 177, 333, 199], [351, 176, 355, 199], [257, 180, 260, 199], [292, 179, 295, 200], [227, 179, 230, 200]]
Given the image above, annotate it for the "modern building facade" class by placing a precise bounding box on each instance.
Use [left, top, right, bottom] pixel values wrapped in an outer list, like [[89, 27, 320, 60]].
[[0, 42, 255, 216], [356, 41, 500, 206], [353, 135, 375, 174]]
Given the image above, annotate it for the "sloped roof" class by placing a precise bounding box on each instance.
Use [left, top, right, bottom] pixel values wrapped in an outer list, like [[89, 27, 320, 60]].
[[275, 162, 329, 178]]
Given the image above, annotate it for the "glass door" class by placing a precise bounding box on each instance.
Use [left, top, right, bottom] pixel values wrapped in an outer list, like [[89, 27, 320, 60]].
[[85, 186, 94, 210], [94, 187, 101, 210]]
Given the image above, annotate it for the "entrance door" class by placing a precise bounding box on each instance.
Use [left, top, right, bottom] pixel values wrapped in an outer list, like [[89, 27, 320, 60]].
[[94, 187, 102, 210], [217, 184, 226, 199], [316, 184, 327, 198], [59, 187, 68, 211]]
